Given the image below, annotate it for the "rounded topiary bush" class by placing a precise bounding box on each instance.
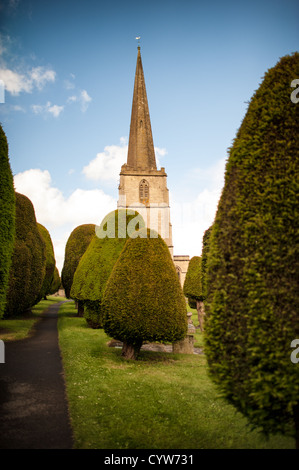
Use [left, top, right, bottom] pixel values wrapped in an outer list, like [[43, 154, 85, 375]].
[[37, 223, 56, 300], [0, 124, 15, 318], [61, 223, 95, 313], [204, 52, 299, 445], [5, 193, 46, 317], [102, 228, 188, 359], [70, 209, 145, 328]]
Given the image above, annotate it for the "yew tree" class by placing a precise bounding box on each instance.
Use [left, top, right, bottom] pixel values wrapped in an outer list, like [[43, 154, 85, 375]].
[[5, 193, 46, 317], [102, 228, 187, 359], [0, 124, 15, 318], [183, 256, 205, 331], [70, 209, 144, 328], [204, 53, 299, 447], [61, 224, 95, 315], [48, 266, 61, 295], [37, 223, 56, 300]]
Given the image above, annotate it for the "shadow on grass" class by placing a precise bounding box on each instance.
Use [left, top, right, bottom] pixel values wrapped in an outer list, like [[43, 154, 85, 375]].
[[89, 339, 184, 364]]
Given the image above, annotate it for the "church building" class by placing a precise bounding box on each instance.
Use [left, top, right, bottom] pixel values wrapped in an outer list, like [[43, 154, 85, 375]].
[[117, 45, 189, 286]]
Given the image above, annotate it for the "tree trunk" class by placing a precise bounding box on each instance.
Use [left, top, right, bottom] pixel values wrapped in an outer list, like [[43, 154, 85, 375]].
[[122, 341, 142, 360], [293, 403, 299, 449], [196, 300, 205, 332], [77, 300, 84, 317]]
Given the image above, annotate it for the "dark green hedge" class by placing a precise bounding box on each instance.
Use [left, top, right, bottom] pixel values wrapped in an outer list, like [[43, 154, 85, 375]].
[[5, 193, 46, 317], [37, 223, 56, 300], [70, 209, 145, 328], [0, 124, 15, 318], [204, 52, 299, 439], [102, 228, 187, 350], [61, 224, 95, 298]]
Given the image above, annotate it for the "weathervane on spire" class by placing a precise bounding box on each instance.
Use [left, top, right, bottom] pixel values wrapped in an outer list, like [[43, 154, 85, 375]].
[[135, 36, 141, 48]]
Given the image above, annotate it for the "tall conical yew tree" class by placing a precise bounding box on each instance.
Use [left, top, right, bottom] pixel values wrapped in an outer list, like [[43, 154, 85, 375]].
[[70, 209, 145, 328], [0, 124, 15, 318], [37, 223, 56, 300], [48, 266, 61, 295], [204, 53, 299, 447], [5, 193, 46, 317], [102, 228, 187, 359], [201, 226, 212, 299], [183, 256, 205, 331], [61, 223, 95, 315]]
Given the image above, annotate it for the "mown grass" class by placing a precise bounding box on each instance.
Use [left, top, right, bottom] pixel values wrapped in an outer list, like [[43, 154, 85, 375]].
[[58, 301, 294, 449], [0, 295, 66, 341]]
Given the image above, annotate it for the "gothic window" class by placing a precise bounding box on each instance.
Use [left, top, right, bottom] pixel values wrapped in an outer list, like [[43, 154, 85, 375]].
[[139, 179, 149, 204], [176, 266, 181, 283]]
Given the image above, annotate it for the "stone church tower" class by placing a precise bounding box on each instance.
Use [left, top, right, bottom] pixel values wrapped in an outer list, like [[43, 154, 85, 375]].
[[118, 46, 173, 255], [118, 46, 189, 284]]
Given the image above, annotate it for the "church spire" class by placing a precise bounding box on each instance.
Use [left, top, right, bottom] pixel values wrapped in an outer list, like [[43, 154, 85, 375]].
[[126, 46, 157, 170]]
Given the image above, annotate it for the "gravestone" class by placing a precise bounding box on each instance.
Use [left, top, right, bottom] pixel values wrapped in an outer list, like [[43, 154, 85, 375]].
[[172, 312, 195, 354]]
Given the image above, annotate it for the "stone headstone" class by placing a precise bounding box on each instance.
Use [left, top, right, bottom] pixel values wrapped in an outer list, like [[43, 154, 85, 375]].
[[172, 312, 195, 354]]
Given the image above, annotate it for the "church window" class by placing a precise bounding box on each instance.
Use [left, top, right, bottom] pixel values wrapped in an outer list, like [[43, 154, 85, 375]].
[[139, 179, 149, 204]]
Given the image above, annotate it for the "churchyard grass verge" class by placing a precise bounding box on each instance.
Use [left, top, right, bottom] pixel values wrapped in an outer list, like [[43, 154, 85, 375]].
[[0, 295, 66, 341], [57, 301, 293, 449]]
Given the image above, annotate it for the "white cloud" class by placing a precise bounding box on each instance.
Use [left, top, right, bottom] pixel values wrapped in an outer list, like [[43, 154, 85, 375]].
[[32, 101, 64, 118], [83, 139, 168, 183], [67, 95, 77, 103], [30, 66, 56, 90], [0, 65, 56, 96], [171, 158, 226, 258], [67, 89, 92, 112], [14, 169, 116, 273], [0, 68, 31, 95], [83, 139, 128, 183], [80, 89, 92, 112], [47, 103, 64, 118], [12, 156, 226, 272]]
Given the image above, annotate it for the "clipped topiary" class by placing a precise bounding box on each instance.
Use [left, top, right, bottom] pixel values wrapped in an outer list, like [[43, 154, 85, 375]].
[[37, 223, 56, 300], [183, 256, 205, 331], [5, 193, 46, 317], [102, 227, 188, 359], [201, 225, 212, 299], [48, 266, 61, 295], [70, 209, 145, 329], [61, 223, 95, 314], [0, 124, 15, 319], [204, 53, 299, 446]]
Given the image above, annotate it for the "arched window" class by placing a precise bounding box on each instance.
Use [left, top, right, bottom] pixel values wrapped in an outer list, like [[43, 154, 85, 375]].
[[139, 179, 149, 204], [175, 266, 181, 283]]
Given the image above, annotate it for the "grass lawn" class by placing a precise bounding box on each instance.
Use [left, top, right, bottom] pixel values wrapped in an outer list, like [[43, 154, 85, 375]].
[[0, 295, 66, 341], [57, 301, 294, 449]]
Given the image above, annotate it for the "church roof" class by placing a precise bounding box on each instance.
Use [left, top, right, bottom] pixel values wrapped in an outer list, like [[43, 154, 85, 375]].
[[126, 46, 157, 171]]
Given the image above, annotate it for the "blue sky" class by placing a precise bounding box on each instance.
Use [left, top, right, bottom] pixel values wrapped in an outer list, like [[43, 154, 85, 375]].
[[1, 0, 298, 272]]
